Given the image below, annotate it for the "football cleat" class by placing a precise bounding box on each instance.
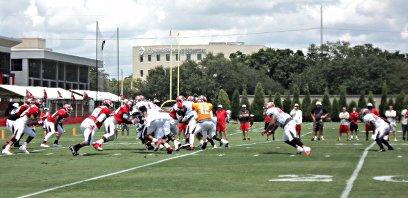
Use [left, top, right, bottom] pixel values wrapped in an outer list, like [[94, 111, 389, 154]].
[[2, 148, 13, 155], [166, 146, 173, 154], [378, 148, 386, 152], [19, 145, 29, 154], [92, 142, 103, 151], [201, 142, 207, 150], [40, 143, 50, 148], [69, 146, 78, 156], [52, 144, 62, 148], [303, 146, 311, 156], [296, 146, 304, 155]]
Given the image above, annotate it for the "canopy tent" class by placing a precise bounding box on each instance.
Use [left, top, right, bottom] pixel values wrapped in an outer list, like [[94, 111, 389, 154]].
[[0, 85, 82, 100], [71, 90, 121, 102]]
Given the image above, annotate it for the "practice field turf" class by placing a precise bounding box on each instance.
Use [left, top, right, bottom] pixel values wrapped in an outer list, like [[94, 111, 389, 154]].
[[1, 122, 407, 198]]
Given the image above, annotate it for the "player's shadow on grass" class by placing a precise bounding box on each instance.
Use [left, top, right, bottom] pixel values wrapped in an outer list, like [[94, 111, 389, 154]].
[[262, 151, 294, 155], [104, 148, 141, 151], [82, 153, 110, 156]]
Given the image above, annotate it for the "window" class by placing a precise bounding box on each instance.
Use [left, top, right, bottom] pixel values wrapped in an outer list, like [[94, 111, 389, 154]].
[[176, 54, 179, 61], [186, 53, 191, 61], [73, 83, 78, 89], [34, 79, 41, 86], [79, 66, 88, 83], [166, 54, 170, 61], [58, 63, 65, 81], [148, 55, 151, 62], [42, 60, 57, 80], [79, 84, 85, 90], [65, 83, 71, 89], [42, 80, 49, 87], [156, 54, 160, 62], [50, 81, 57, 87], [58, 82, 64, 89], [28, 59, 41, 78], [197, 53, 202, 60], [11, 59, 23, 71], [140, 55, 143, 62], [65, 63, 78, 82], [140, 70, 144, 77]]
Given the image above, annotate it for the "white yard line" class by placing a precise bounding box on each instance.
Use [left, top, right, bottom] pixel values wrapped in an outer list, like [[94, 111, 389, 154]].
[[341, 142, 376, 198], [17, 150, 202, 198]]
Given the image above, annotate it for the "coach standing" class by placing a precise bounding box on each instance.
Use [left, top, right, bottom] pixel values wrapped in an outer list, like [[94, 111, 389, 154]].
[[311, 101, 328, 141]]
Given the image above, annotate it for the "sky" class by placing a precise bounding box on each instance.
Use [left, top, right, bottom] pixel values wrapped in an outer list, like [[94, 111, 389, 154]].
[[1, 0, 407, 79]]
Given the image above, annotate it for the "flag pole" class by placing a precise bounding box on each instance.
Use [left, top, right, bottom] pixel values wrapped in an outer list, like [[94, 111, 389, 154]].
[[169, 29, 173, 100], [117, 27, 120, 102], [177, 32, 180, 97], [95, 21, 99, 104]]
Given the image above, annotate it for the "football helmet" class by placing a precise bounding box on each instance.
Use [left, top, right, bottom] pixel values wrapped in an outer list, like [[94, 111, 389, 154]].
[[34, 99, 43, 107], [361, 108, 369, 115], [103, 99, 113, 107], [63, 104, 73, 111], [265, 102, 275, 109], [186, 96, 195, 102], [25, 98, 34, 104], [125, 100, 133, 108], [134, 95, 145, 102], [176, 95, 185, 102]]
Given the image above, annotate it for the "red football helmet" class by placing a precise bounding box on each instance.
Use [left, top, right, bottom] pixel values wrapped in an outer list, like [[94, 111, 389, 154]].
[[125, 100, 133, 108], [134, 95, 145, 102], [34, 99, 43, 106], [63, 104, 73, 111], [265, 102, 275, 109], [176, 95, 185, 102], [361, 108, 369, 115], [25, 98, 34, 104], [186, 96, 194, 102], [103, 99, 113, 107]]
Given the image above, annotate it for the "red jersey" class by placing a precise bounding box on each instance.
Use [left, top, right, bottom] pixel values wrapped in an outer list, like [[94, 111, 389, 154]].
[[370, 108, 379, 116], [40, 112, 51, 121], [47, 109, 69, 123], [264, 114, 271, 123], [113, 105, 130, 124], [16, 104, 30, 117], [23, 105, 40, 118], [349, 111, 359, 125], [215, 109, 228, 124], [169, 101, 183, 120], [88, 106, 111, 128]]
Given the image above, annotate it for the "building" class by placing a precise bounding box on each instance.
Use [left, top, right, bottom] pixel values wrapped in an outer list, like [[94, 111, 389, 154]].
[[132, 42, 265, 79], [10, 38, 102, 90], [0, 36, 22, 85]]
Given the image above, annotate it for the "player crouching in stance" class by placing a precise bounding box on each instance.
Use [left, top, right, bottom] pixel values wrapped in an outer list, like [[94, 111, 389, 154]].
[[69, 100, 113, 156], [262, 102, 311, 155], [41, 104, 72, 148], [361, 109, 394, 152], [2, 99, 42, 155], [92, 101, 134, 151]]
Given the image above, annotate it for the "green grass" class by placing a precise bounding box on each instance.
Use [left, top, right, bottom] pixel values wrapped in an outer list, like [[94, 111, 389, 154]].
[[1, 122, 407, 198]]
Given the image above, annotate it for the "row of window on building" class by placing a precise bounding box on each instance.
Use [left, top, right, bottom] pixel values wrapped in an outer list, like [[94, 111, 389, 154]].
[[140, 53, 203, 63]]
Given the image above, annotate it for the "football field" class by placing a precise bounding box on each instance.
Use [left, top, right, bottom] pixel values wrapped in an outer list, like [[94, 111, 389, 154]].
[[1, 122, 407, 198]]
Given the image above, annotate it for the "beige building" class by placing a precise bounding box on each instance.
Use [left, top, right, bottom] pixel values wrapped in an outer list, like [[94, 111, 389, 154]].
[[132, 42, 265, 79]]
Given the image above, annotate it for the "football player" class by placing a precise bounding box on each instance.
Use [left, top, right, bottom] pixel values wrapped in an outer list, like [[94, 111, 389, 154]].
[[41, 104, 72, 148], [362, 108, 394, 152], [263, 102, 311, 155], [69, 100, 112, 156]]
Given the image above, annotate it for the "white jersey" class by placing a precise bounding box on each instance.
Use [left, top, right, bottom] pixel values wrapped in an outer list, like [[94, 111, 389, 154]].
[[289, 109, 302, 124], [401, 109, 408, 125], [363, 113, 388, 128], [385, 110, 396, 124], [339, 112, 350, 125], [266, 107, 292, 127], [182, 100, 194, 118]]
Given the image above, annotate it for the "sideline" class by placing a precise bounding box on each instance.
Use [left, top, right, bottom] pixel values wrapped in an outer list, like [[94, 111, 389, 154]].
[[17, 150, 202, 198], [341, 142, 376, 198]]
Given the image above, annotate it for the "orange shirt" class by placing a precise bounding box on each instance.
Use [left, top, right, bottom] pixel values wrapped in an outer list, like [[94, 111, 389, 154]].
[[192, 102, 213, 121]]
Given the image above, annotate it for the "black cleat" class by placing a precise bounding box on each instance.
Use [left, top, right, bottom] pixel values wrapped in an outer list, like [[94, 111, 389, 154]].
[[388, 147, 394, 151], [201, 142, 207, 150], [69, 146, 78, 156], [225, 143, 229, 148]]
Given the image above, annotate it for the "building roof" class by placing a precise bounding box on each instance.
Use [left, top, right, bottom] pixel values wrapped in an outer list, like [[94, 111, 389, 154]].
[[0, 85, 82, 100], [71, 90, 121, 101], [0, 36, 22, 48]]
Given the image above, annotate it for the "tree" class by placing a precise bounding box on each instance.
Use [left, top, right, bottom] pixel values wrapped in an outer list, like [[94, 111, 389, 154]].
[[251, 83, 266, 121], [348, 100, 357, 111], [268, 90, 273, 102], [338, 86, 347, 110], [394, 91, 405, 117], [274, 92, 282, 108], [331, 98, 340, 122], [322, 87, 332, 114], [291, 84, 301, 108], [240, 86, 250, 112], [217, 89, 231, 110], [358, 91, 367, 109], [378, 82, 388, 117], [302, 85, 312, 122], [231, 88, 241, 119], [282, 92, 292, 113], [367, 91, 375, 107]]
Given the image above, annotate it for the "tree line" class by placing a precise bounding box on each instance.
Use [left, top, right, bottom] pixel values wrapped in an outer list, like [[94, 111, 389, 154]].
[[90, 41, 408, 121]]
